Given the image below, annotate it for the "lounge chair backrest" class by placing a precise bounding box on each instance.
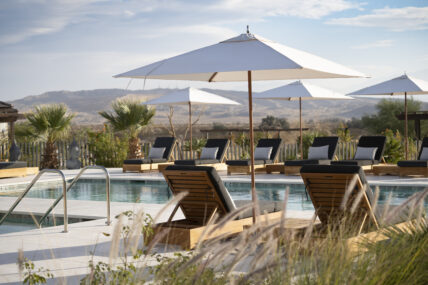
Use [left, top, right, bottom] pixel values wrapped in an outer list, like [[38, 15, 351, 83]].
[[356, 136, 386, 161], [163, 165, 236, 225], [417, 137, 428, 160], [312, 136, 339, 160], [153, 137, 176, 160], [256, 138, 282, 161], [204, 139, 230, 161], [300, 164, 378, 230]]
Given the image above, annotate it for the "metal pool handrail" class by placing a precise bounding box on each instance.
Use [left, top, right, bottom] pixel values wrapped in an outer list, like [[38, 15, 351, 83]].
[[38, 165, 111, 228], [0, 169, 68, 232]]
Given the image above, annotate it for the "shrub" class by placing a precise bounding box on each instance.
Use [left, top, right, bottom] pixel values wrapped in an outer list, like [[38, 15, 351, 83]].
[[87, 125, 128, 167], [382, 129, 404, 163], [259, 115, 290, 130], [183, 138, 207, 157]]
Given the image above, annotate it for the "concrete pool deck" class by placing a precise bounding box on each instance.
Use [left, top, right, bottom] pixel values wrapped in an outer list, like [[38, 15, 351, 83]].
[[1, 167, 428, 187], [0, 168, 427, 283]]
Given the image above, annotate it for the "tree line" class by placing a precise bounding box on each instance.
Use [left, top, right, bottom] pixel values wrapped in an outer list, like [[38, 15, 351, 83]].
[[11, 97, 427, 168]]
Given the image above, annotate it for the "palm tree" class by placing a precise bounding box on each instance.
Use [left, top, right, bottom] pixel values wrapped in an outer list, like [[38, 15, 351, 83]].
[[26, 104, 74, 169], [99, 99, 155, 159]]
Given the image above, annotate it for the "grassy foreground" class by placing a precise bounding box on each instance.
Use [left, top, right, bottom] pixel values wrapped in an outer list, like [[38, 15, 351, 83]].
[[19, 190, 428, 285]]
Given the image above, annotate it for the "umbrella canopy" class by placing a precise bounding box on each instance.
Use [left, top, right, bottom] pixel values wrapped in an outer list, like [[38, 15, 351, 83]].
[[144, 87, 240, 105], [349, 74, 428, 159], [115, 33, 366, 81], [115, 30, 366, 222], [254, 81, 352, 157], [143, 87, 240, 158], [255, 80, 351, 100], [349, 74, 428, 96]]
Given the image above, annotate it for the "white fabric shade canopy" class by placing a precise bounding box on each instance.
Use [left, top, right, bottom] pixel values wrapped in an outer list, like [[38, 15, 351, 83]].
[[348, 74, 428, 96], [254, 81, 352, 157], [255, 80, 351, 100], [143, 87, 240, 105], [115, 33, 366, 81], [115, 30, 366, 222], [349, 74, 428, 159], [143, 87, 240, 158]]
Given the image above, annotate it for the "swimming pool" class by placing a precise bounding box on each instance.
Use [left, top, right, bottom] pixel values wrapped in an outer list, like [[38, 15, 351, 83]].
[[1, 178, 427, 212], [0, 179, 426, 234]]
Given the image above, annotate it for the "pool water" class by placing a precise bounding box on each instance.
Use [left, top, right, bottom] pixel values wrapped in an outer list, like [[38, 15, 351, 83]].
[[1, 179, 427, 212]]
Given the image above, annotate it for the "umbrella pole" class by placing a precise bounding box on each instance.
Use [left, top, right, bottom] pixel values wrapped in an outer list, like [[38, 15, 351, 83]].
[[248, 71, 259, 224], [299, 97, 303, 159], [404, 92, 408, 160], [189, 102, 193, 159]]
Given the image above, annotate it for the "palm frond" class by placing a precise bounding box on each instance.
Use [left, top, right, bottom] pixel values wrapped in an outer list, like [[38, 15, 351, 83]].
[[25, 104, 74, 142], [99, 99, 155, 136]]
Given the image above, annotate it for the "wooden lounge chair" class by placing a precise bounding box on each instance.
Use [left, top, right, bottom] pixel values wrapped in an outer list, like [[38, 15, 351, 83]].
[[0, 161, 38, 179], [226, 138, 282, 175], [122, 137, 176, 173], [173, 139, 230, 171], [155, 165, 283, 249], [398, 137, 428, 177], [266, 136, 339, 175], [299, 165, 414, 241], [331, 136, 386, 171], [0, 143, 38, 179]]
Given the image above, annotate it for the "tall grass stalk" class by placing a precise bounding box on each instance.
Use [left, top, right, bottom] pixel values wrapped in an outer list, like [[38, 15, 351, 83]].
[[77, 187, 427, 285]]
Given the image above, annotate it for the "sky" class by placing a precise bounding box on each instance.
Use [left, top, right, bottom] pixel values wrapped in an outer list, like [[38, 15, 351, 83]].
[[1, 0, 428, 102]]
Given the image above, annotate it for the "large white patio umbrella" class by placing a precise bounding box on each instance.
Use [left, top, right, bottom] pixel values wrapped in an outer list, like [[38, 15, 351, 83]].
[[115, 29, 366, 222], [349, 74, 428, 159], [254, 80, 352, 158], [143, 87, 240, 158]]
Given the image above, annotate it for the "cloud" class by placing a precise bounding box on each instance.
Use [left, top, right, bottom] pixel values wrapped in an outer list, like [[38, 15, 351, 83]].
[[352, 39, 394, 49], [139, 25, 236, 41], [326, 6, 428, 31], [0, 0, 162, 45], [211, 0, 360, 19], [0, 0, 361, 46]]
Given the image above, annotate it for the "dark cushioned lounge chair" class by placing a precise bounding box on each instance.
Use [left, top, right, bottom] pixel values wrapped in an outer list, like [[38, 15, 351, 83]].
[[267, 136, 339, 175], [331, 136, 386, 169], [284, 136, 339, 166], [153, 165, 283, 249], [123, 137, 176, 172], [174, 139, 230, 166], [397, 137, 428, 177], [226, 138, 282, 174]]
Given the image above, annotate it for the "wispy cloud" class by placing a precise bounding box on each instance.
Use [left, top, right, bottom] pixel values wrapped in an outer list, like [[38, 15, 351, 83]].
[[139, 25, 236, 41], [0, 0, 361, 46], [326, 6, 428, 31], [0, 0, 162, 45], [212, 0, 360, 19], [352, 39, 394, 49]]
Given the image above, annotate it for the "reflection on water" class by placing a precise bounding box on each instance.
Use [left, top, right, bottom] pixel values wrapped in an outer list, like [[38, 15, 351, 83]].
[[0, 179, 426, 212]]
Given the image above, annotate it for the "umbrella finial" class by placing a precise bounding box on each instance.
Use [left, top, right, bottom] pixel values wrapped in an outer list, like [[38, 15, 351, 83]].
[[246, 25, 249, 34]]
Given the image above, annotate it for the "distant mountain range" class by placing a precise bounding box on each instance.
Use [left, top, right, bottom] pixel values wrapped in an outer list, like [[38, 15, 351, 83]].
[[9, 88, 422, 126]]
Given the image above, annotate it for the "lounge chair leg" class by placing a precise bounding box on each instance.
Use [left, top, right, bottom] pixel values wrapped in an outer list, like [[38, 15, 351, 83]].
[[166, 204, 181, 226], [357, 213, 368, 235], [304, 186, 309, 201], [204, 207, 218, 226]]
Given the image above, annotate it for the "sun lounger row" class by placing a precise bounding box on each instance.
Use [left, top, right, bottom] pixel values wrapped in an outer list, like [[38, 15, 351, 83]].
[[122, 136, 428, 177]]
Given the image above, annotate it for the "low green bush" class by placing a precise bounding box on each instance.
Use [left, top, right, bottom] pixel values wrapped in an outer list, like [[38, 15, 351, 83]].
[[87, 125, 128, 167]]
